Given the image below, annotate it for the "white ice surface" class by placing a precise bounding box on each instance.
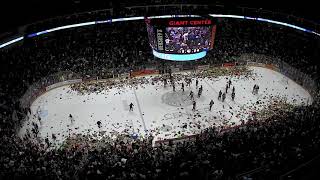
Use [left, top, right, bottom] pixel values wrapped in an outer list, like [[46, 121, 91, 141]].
[[18, 67, 312, 146]]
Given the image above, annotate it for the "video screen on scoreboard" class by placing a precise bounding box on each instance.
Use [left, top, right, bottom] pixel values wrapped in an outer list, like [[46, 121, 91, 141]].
[[165, 26, 212, 54]]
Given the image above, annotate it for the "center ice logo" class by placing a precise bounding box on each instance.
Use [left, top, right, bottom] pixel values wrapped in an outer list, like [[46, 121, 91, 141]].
[[161, 90, 193, 107]]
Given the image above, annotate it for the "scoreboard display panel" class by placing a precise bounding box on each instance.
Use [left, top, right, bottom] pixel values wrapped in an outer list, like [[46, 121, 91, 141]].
[[165, 26, 211, 54], [145, 17, 216, 61]]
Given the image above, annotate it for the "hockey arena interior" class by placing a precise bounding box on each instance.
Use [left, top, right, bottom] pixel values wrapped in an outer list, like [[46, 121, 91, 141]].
[[1, 1, 320, 180]]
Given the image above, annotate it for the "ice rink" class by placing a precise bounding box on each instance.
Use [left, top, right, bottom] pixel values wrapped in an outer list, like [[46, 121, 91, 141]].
[[18, 66, 312, 146]]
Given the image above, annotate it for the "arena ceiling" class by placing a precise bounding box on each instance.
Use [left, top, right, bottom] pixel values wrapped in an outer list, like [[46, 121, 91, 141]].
[[0, 0, 318, 34]]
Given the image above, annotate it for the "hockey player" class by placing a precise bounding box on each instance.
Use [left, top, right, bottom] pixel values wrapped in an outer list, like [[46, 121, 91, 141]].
[[209, 100, 214, 111], [232, 86, 235, 94], [190, 91, 194, 100], [129, 103, 134, 111], [196, 79, 199, 87], [225, 83, 229, 94], [228, 79, 232, 88], [218, 90, 222, 100], [69, 114, 74, 124], [198, 90, 202, 98], [172, 83, 176, 92], [192, 101, 196, 111], [222, 92, 226, 102], [252, 84, 257, 94], [97, 121, 102, 128], [231, 91, 235, 101], [52, 133, 56, 141], [256, 85, 259, 94], [198, 86, 203, 98], [253, 84, 260, 95], [181, 83, 184, 92]]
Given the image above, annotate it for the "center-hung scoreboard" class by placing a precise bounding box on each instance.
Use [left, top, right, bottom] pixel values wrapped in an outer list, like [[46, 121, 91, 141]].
[[145, 16, 216, 61]]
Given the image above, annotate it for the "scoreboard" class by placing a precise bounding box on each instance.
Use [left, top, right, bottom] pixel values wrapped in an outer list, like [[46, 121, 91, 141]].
[[145, 17, 216, 61]]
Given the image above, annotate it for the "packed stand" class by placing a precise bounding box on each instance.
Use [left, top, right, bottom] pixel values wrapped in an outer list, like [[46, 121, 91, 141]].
[[0, 16, 320, 179]]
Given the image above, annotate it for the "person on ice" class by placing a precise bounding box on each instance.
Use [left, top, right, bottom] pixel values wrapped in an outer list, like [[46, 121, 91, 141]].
[[222, 92, 226, 102], [198, 86, 203, 98], [97, 121, 102, 128], [228, 79, 232, 88], [129, 103, 134, 111], [196, 79, 199, 87], [69, 114, 74, 123], [209, 100, 214, 111], [225, 83, 229, 94], [192, 101, 196, 111], [253, 84, 257, 94], [198, 90, 202, 98], [52, 133, 56, 141], [256, 85, 259, 94], [252, 84, 259, 95], [181, 83, 184, 92], [190, 91, 194, 100], [218, 90, 222, 100], [231, 91, 235, 101]]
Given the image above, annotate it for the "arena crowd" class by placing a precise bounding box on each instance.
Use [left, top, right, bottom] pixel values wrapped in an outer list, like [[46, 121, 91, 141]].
[[1, 8, 320, 179]]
